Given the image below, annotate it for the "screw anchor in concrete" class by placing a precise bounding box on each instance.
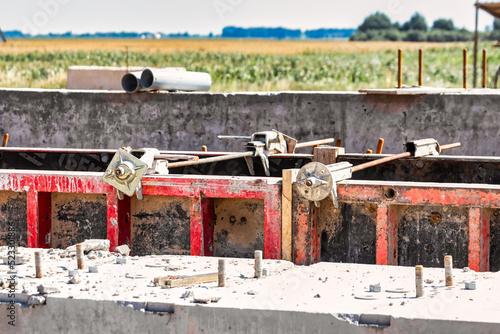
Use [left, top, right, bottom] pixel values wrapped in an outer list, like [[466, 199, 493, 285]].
[[444, 255, 453, 286], [218, 259, 226, 287], [254, 250, 262, 278], [35, 251, 43, 278], [76, 244, 84, 270], [415, 265, 424, 297]]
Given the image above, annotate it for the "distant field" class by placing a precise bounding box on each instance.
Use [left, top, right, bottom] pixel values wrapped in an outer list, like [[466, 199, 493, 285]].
[[0, 39, 497, 91], [0, 39, 467, 54]]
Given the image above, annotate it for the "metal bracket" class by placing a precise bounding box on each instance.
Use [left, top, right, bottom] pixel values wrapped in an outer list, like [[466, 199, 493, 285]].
[[103, 148, 177, 200], [243, 130, 288, 176], [103, 148, 148, 198], [405, 138, 441, 157], [296, 161, 353, 208]]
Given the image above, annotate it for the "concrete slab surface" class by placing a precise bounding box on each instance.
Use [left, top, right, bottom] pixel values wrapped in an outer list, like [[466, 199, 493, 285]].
[[1, 247, 499, 333]]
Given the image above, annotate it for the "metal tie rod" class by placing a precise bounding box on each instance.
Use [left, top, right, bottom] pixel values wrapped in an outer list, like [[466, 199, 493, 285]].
[[296, 139, 461, 208], [168, 138, 335, 169], [351, 142, 461, 173]]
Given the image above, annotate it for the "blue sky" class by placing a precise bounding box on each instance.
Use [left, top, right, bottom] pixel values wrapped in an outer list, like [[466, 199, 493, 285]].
[[0, 0, 495, 35]]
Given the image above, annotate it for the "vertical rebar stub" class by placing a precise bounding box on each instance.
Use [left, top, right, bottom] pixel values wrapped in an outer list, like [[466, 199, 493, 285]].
[[35, 251, 43, 278], [218, 259, 226, 287], [415, 265, 424, 297], [444, 255, 453, 286], [76, 244, 84, 270], [254, 250, 263, 278], [398, 49, 403, 89]]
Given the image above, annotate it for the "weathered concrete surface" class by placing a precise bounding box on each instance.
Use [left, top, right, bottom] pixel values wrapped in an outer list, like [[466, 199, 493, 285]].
[[1, 247, 499, 333], [1, 88, 499, 155]]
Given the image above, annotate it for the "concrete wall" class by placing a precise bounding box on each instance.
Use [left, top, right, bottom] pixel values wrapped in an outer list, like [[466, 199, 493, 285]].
[[1, 88, 499, 156], [3, 298, 499, 334]]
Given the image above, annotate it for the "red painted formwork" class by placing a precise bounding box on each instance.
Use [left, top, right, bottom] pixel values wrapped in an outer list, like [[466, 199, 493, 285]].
[[0, 170, 282, 259], [293, 179, 500, 272]]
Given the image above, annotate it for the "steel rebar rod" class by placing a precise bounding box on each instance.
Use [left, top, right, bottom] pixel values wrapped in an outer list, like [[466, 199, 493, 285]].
[[351, 142, 461, 173], [167, 151, 254, 169]]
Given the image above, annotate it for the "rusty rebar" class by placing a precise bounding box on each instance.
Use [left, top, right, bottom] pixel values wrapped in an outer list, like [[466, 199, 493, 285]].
[[168, 151, 254, 169], [296, 138, 335, 149], [352, 142, 461, 173], [418, 49, 423, 86], [76, 243, 84, 270], [398, 49, 403, 89], [218, 259, 226, 287], [35, 251, 43, 278], [415, 265, 424, 297], [483, 49, 487, 88], [376, 138, 384, 154], [2, 133, 8, 147], [463, 49, 468, 89], [254, 250, 262, 278], [445, 255, 453, 286]]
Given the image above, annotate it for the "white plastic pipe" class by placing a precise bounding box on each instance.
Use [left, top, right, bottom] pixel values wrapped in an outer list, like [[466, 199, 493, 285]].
[[141, 68, 211, 91], [121, 71, 144, 93]]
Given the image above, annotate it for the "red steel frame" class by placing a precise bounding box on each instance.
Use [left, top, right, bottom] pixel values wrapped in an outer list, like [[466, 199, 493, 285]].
[[294, 179, 500, 271], [0, 170, 282, 259]]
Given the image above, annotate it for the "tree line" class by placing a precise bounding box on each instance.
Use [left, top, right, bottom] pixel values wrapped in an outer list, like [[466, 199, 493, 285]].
[[350, 12, 500, 42]]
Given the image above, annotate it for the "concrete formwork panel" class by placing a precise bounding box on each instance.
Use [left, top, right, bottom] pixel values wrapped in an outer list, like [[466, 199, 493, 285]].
[[490, 209, 500, 272], [130, 195, 191, 256], [396, 205, 469, 268], [318, 202, 377, 264], [50, 193, 107, 249], [213, 198, 264, 258], [0, 191, 27, 247]]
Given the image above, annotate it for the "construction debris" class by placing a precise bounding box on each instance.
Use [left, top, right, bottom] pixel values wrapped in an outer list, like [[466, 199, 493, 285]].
[[154, 273, 219, 288]]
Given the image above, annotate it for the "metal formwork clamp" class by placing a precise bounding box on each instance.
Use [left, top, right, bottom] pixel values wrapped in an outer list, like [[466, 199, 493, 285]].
[[243, 130, 288, 176], [296, 138, 460, 208], [103, 148, 198, 200]]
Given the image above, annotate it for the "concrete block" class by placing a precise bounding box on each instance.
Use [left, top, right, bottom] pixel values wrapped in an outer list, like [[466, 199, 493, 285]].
[[37, 285, 61, 294], [116, 245, 131, 256], [28, 295, 46, 305], [116, 257, 127, 264], [89, 266, 98, 273], [68, 274, 81, 284], [369, 283, 381, 293], [69, 269, 82, 277], [465, 281, 477, 290], [66, 239, 110, 253]]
